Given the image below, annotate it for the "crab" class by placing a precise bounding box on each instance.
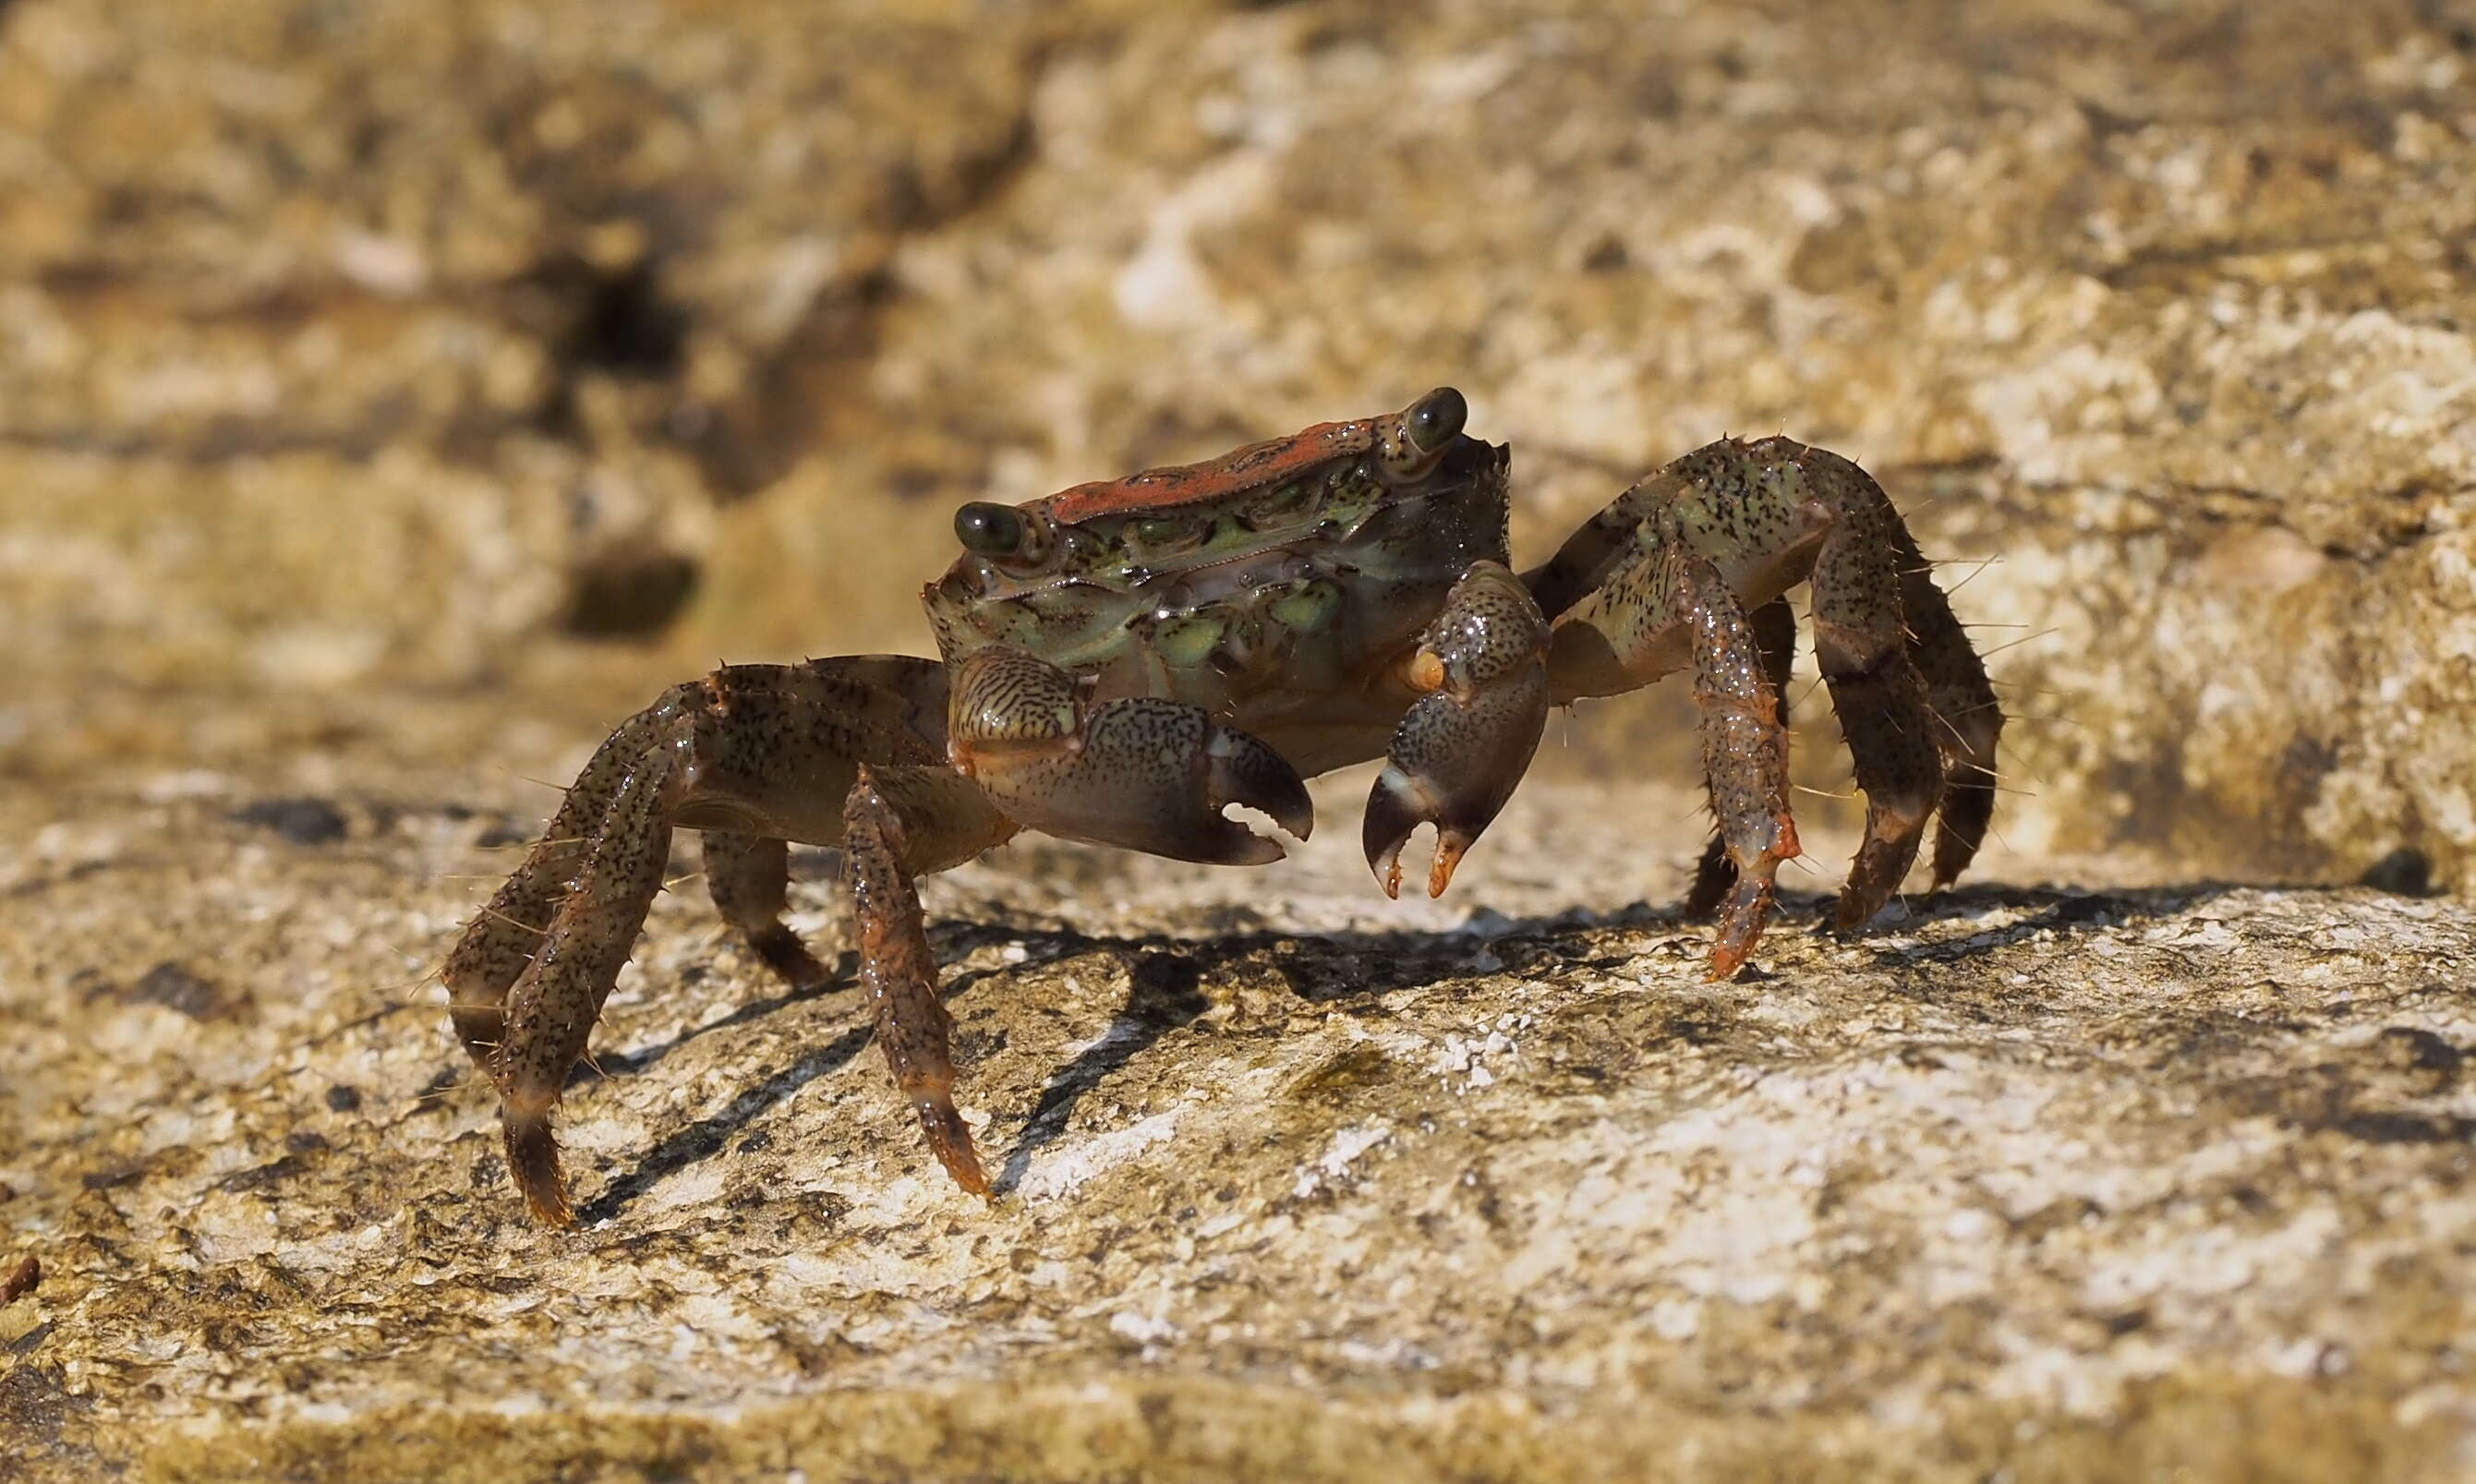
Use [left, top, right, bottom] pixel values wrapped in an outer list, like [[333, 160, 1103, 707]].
[[443, 388, 2002, 1225]]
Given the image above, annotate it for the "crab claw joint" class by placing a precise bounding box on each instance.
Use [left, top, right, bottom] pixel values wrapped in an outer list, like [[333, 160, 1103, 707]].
[[1362, 646, 1550, 899]]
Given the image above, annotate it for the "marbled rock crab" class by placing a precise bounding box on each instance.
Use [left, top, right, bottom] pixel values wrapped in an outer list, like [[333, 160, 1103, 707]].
[[444, 388, 2001, 1224]]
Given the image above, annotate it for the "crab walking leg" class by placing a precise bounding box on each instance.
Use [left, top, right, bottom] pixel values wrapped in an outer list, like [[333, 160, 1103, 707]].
[[1362, 561, 1552, 899], [443, 659, 947, 1070], [842, 768, 988, 1196], [1805, 466, 1947, 931], [1685, 595, 1799, 920], [449, 658, 1010, 1224], [1896, 549, 2004, 889], [1671, 552, 1803, 979], [704, 832, 830, 990], [441, 707, 666, 1069], [1548, 539, 1801, 977], [946, 644, 1315, 864], [496, 754, 674, 1225]]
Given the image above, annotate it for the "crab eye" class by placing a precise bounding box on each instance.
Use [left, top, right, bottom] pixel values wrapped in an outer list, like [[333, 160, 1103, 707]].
[[955, 501, 1025, 557], [1406, 387, 1467, 454]]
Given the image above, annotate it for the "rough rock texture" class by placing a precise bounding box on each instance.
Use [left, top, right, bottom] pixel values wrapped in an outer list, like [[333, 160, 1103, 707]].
[[694, 0, 2476, 885], [5, 0, 2475, 882], [6, 760, 2476, 1482], [0, 0, 1058, 754], [9, 0, 2476, 1478]]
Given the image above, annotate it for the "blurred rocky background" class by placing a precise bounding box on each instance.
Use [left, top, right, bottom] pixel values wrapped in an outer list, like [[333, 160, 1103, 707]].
[[6, 0, 2474, 882], [7, 1, 2476, 1479]]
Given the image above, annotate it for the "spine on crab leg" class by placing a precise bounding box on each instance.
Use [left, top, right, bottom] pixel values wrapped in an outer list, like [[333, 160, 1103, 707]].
[[1362, 561, 1552, 899]]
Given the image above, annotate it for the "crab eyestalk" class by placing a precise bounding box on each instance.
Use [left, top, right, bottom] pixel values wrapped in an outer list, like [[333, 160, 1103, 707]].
[[952, 500, 1055, 567], [1378, 386, 1469, 484], [1362, 561, 1551, 899]]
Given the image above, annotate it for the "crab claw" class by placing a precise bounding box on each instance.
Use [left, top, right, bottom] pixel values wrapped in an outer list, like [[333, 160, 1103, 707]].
[[1362, 563, 1551, 899], [1065, 701, 1314, 863], [959, 691, 1313, 865]]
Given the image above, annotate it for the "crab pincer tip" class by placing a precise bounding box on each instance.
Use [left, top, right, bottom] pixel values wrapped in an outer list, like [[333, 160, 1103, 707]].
[[1426, 830, 1474, 899]]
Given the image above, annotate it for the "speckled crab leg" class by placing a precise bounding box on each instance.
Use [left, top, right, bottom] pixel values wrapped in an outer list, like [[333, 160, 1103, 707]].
[[1673, 549, 1807, 978], [1550, 533, 1803, 978], [703, 832, 831, 991], [1685, 595, 1799, 921], [1896, 537, 2004, 890], [1542, 447, 1820, 977], [444, 658, 1011, 1225], [444, 660, 947, 1068], [842, 768, 986, 1196], [1683, 553, 2004, 911], [1544, 436, 1993, 964], [1801, 450, 1949, 932], [442, 712, 653, 1070], [1362, 561, 1552, 899], [496, 752, 671, 1225], [944, 643, 1315, 864]]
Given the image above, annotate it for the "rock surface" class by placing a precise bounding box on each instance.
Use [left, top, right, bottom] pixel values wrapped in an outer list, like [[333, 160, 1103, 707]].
[[4, 0, 2474, 882], [8, 0, 2476, 1478], [6, 758, 2476, 1482]]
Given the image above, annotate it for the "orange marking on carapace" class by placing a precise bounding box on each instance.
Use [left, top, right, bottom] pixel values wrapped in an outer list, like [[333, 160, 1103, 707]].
[[1032, 418, 1377, 524]]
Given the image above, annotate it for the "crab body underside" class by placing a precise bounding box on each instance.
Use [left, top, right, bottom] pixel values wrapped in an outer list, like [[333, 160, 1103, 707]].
[[443, 388, 2002, 1224]]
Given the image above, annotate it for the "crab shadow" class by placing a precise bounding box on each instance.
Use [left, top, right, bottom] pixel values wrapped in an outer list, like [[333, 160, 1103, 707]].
[[568, 900, 1671, 1223], [571, 875, 2287, 1224], [1857, 878, 2258, 971]]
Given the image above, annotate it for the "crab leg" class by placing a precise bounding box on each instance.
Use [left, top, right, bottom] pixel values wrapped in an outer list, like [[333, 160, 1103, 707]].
[[443, 658, 1012, 1225], [1801, 460, 1948, 932], [1685, 595, 1799, 920], [946, 643, 1315, 864], [1361, 561, 1552, 899], [843, 768, 986, 1195], [496, 753, 673, 1225], [703, 832, 830, 991], [1558, 542, 1802, 978], [1543, 447, 1825, 976], [1544, 539, 1802, 981], [1896, 541, 2004, 889], [443, 706, 658, 1071]]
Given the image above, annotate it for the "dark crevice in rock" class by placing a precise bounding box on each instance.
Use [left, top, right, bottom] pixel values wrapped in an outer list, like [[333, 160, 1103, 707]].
[[231, 796, 351, 846], [524, 251, 692, 440], [687, 103, 1042, 507], [559, 548, 702, 640], [566, 257, 689, 380], [2359, 846, 2435, 897]]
